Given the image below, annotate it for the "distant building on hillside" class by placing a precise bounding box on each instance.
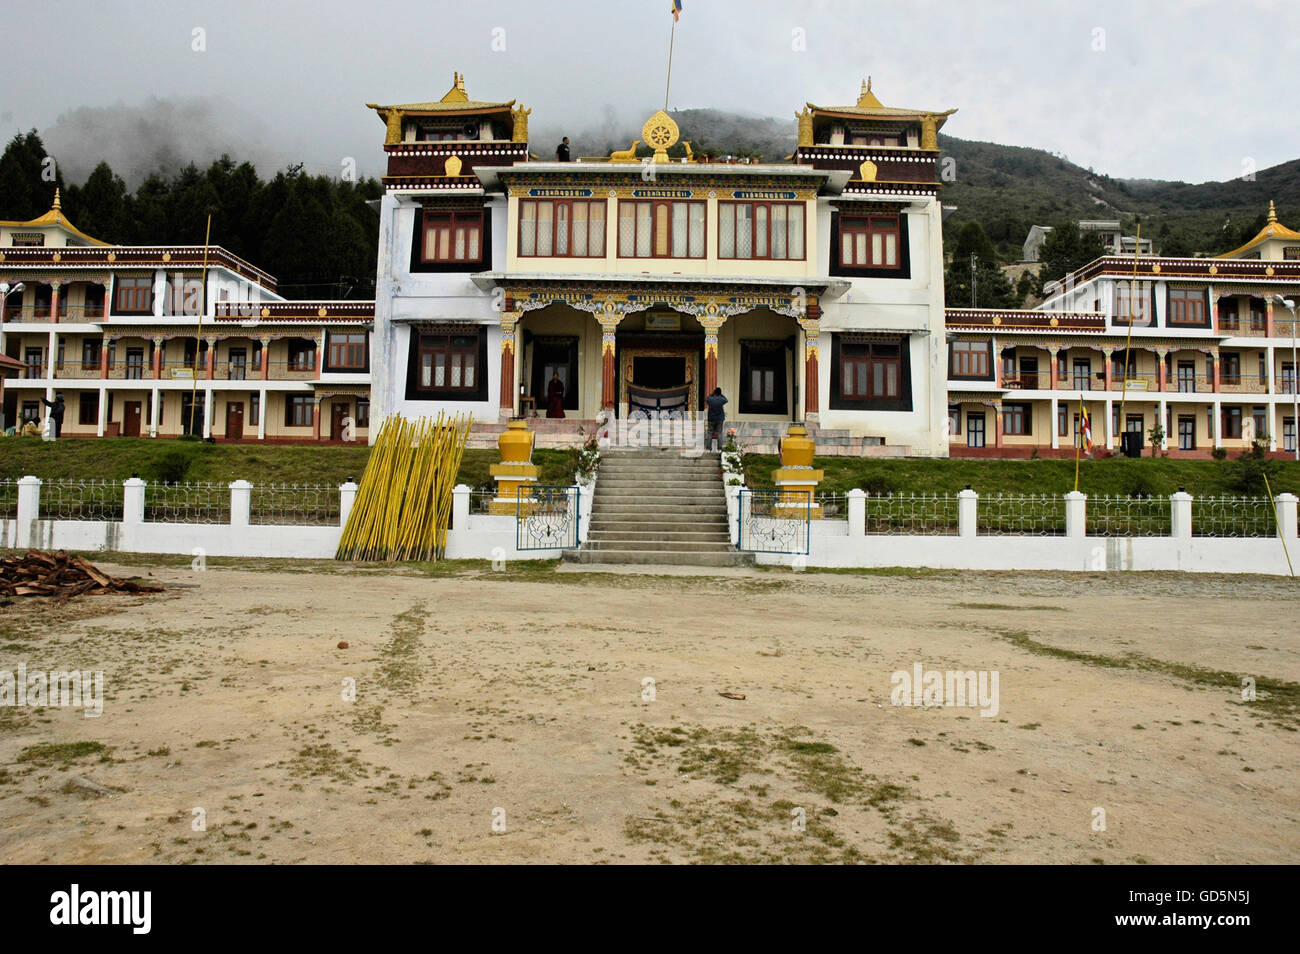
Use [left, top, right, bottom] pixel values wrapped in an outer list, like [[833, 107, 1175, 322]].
[[1022, 220, 1153, 263]]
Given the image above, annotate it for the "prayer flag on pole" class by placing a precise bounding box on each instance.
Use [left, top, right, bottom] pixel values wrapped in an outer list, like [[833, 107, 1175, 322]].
[[672, 0, 683, 21]]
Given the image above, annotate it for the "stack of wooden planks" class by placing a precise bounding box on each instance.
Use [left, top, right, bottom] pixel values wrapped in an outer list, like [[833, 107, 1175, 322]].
[[0, 550, 164, 600]]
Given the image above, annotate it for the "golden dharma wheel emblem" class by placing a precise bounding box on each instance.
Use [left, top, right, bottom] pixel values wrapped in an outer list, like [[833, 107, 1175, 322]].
[[1266, 266, 1275, 276], [107, 251, 116, 262], [52, 252, 61, 262], [641, 109, 679, 163], [318, 307, 328, 317], [162, 252, 171, 262], [1150, 263, 1160, 273], [992, 316, 1002, 325], [1049, 317, 1059, 327], [444, 154, 462, 177], [261, 307, 270, 318], [1208, 265, 1217, 275]]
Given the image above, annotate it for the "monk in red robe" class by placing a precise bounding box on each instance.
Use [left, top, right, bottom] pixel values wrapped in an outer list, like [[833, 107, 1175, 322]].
[[546, 371, 566, 418]]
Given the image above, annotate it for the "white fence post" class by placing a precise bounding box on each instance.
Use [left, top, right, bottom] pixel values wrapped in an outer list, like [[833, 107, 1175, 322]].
[[1170, 490, 1193, 539], [17, 476, 41, 548], [230, 480, 252, 528], [452, 484, 471, 528], [958, 487, 978, 538], [1275, 493, 1298, 539], [847, 489, 865, 538], [123, 477, 146, 524], [1065, 491, 1087, 538], [339, 480, 359, 527]]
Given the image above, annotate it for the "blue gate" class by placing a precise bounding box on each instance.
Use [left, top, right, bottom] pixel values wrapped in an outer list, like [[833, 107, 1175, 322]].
[[516, 485, 581, 551]]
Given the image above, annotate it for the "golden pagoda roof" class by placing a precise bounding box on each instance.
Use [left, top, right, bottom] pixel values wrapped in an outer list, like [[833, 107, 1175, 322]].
[[1216, 201, 1300, 259], [367, 72, 514, 118], [806, 77, 956, 126], [0, 189, 109, 246]]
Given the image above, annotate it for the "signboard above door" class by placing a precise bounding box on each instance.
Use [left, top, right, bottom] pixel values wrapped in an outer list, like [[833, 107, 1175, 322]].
[[645, 312, 681, 332]]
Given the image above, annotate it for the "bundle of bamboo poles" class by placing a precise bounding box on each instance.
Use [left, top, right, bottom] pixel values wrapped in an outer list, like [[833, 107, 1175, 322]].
[[336, 413, 473, 562]]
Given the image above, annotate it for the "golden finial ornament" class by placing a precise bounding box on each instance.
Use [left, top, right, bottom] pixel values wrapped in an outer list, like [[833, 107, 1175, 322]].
[[641, 110, 680, 163]]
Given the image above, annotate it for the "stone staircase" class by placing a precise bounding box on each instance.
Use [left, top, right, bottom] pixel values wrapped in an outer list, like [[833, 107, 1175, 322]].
[[562, 449, 754, 567]]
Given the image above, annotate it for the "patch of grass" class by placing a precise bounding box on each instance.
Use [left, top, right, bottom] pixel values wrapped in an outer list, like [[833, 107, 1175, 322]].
[[999, 629, 1300, 728], [17, 741, 108, 764], [286, 743, 369, 783], [955, 603, 1066, 612]]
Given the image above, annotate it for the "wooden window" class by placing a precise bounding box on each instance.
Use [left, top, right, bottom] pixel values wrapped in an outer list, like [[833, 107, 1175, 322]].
[[1218, 298, 1239, 331], [1221, 406, 1242, 439], [617, 200, 705, 258], [285, 395, 314, 428], [1221, 352, 1241, 386], [79, 392, 99, 426], [83, 284, 105, 318], [356, 398, 370, 428], [718, 201, 805, 260], [422, 210, 483, 263], [81, 339, 102, 370], [417, 331, 479, 392], [1168, 287, 1207, 325], [950, 340, 990, 378], [949, 405, 961, 437], [518, 199, 605, 257], [1058, 404, 1069, 437], [1249, 298, 1267, 331], [327, 331, 367, 370], [287, 338, 317, 372], [115, 276, 153, 314], [966, 413, 985, 448], [840, 342, 900, 400], [1115, 282, 1149, 323], [249, 393, 259, 427], [840, 215, 900, 268], [1003, 403, 1032, 436]]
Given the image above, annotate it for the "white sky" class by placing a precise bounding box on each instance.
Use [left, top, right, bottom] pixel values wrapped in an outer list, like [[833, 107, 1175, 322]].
[[2, 0, 1294, 185]]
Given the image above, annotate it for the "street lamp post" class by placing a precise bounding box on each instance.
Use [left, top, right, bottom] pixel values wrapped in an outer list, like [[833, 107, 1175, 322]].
[[1274, 295, 1298, 461]]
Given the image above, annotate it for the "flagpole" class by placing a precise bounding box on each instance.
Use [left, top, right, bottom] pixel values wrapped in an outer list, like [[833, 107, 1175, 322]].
[[664, 16, 676, 110]]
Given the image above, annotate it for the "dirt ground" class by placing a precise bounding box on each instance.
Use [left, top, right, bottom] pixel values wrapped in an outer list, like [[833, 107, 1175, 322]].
[[1, 558, 1297, 864]]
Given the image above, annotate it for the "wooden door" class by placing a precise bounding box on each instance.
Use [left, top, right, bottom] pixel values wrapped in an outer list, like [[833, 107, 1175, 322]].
[[226, 401, 244, 441], [123, 401, 142, 437], [330, 402, 349, 441]]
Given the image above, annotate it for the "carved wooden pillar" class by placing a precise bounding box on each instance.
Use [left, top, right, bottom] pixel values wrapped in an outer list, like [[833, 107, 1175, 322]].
[[700, 313, 726, 398], [1155, 348, 1168, 393], [260, 336, 271, 380], [1101, 345, 1114, 392], [99, 334, 110, 379], [799, 299, 820, 421], [597, 311, 621, 410], [151, 336, 164, 380], [205, 336, 217, 380], [49, 281, 61, 323], [1047, 345, 1059, 391], [499, 309, 521, 419]]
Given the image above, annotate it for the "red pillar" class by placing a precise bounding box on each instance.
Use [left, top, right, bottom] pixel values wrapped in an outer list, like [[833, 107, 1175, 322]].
[[704, 340, 718, 395], [499, 346, 515, 415], [260, 339, 270, 380], [312, 401, 321, 441], [1211, 352, 1220, 393], [315, 333, 324, 379], [804, 345, 819, 418], [1157, 352, 1167, 393], [601, 347, 616, 409], [49, 284, 61, 323], [99, 337, 109, 379], [1048, 350, 1058, 391], [205, 340, 215, 380], [993, 404, 1004, 448], [151, 339, 163, 380], [1103, 352, 1113, 391]]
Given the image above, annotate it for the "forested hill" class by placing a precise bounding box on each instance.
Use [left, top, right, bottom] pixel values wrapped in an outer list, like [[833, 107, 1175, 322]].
[[2, 109, 1296, 299]]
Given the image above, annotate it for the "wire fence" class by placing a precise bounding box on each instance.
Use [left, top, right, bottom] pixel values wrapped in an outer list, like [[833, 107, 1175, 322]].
[[977, 493, 1067, 536], [863, 492, 960, 535], [249, 483, 341, 526], [1085, 494, 1170, 537], [0, 477, 18, 520], [815, 491, 849, 520], [38, 478, 125, 521], [144, 482, 231, 524], [1191, 496, 1277, 538]]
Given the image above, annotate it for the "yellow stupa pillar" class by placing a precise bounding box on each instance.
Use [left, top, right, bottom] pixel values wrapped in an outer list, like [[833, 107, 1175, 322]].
[[772, 423, 824, 518], [489, 419, 540, 514]]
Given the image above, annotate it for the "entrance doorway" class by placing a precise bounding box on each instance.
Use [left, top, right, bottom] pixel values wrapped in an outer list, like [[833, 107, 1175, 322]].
[[123, 401, 142, 437], [226, 401, 244, 441], [1178, 415, 1195, 451], [330, 402, 350, 441]]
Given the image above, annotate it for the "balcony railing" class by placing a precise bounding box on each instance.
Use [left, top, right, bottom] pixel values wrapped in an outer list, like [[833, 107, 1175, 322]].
[[0, 305, 108, 323], [984, 370, 1291, 395]]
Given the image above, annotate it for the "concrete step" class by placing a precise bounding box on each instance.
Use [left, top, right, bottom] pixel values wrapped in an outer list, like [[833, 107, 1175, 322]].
[[562, 548, 754, 567], [593, 502, 727, 515], [584, 539, 734, 553], [588, 519, 730, 534], [587, 528, 732, 543]]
